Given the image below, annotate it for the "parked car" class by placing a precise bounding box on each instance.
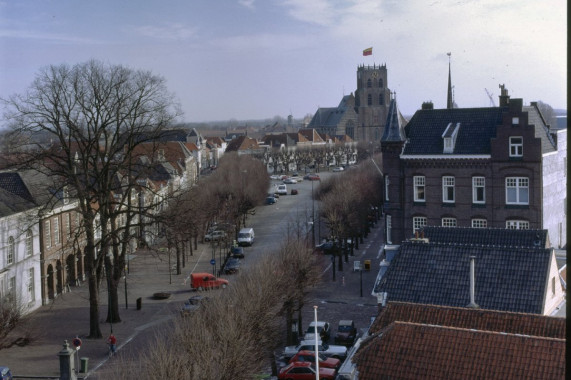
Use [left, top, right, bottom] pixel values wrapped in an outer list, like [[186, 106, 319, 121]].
[[270, 174, 281, 180], [304, 321, 331, 342], [266, 196, 277, 205], [332, 166, 344, 172], [204, 230, 227, 242], [237, 227, 255, 246], [283, 340, 347, 361], [277, 184, 287, 195], [291, 189, 299, 195], [230, 246, 245, 259], [189, 272, 228, 291], [278, 362, 336, 380], [223, 258, 241, 274], [0, 367, 12, 380], [334, 320, 357, 346], [313, 240, 335, 255], [288, 350, 341, 370], [283, 177, 297, 184], [180, 295, 209, 316]]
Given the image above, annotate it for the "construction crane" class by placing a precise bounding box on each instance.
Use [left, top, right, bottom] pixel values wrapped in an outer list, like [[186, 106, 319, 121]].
[[485, 88, 496, 107]]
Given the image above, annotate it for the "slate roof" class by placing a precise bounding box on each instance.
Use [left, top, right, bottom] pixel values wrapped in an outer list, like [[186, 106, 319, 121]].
[[418, 226, 549, 249], [524, 105, 557, 153], [354, 321, 565, 380], [381, 98, 406, 142], [402, 107, 504, 155], [374, 241, 553, 314], [369, 301, 566, 338], [0, 172, 35, 203]]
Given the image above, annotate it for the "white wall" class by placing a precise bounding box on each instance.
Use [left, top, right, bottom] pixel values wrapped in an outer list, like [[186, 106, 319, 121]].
[[542, 128, 567, 248]]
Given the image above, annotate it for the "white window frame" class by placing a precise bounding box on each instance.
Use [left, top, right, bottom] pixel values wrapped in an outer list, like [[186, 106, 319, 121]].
[[413, 176, 426, 202], [442, 176, 455, 203], [506, 177, 529, 205], [472, 177, 485, 204], [28, 268, 35, 302], [471, 219, 487, 228], [509, 136, 523, 157], [45, 220, 51, 248], [442, 217, 457, 227], [506, 220, 530, 229], [386, 215, 392, 244], [413, 216, 427, 232], [54, 218, 60, 245], [8, 276, 16, 295], [7, 236, 15, 265], [26, 229, 33, 256]]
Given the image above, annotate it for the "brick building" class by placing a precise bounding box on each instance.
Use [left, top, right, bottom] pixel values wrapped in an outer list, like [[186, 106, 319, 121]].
[[381, 86, 567, 247]]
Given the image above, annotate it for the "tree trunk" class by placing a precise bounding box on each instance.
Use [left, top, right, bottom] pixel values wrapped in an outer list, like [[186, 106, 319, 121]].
[[87, 273, 102, 338]]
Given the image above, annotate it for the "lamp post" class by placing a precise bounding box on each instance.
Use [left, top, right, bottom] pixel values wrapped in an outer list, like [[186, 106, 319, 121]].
[[124, 264, 128, 309], [313, 306, 319, 380]]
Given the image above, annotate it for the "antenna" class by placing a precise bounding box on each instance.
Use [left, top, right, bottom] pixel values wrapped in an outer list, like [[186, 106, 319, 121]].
[[484, 88, 496, 106]]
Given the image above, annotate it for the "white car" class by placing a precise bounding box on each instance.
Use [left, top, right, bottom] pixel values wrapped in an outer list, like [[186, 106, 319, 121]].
[[332, 167, 344, 172], [283, 340, 347, 362], [276, 184, 287, 195]]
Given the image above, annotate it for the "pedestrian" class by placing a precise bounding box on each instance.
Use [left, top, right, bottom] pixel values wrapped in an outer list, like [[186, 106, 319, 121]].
[[107, 333, 117, 355]]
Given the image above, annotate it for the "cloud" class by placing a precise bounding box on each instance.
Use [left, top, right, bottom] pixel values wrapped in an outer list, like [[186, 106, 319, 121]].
[[238, 0, 255, 10], [0, 29, 104, 45], [132, 23, 197, 41]]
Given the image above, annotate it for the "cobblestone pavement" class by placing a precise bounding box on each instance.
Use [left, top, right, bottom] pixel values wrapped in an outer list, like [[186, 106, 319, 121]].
[[1, 221, 385, 379]]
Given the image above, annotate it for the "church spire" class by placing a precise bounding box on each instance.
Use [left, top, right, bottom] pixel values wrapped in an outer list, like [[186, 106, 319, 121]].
[[447, 52, 453, 109]]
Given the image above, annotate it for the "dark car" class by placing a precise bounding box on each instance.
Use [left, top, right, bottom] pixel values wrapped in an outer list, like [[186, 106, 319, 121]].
[[313, 240, 336, 255], [0, 367, 12, 380], [291, 189, 298, 195], [230, 246, 245, 259], [266, 196, 277, 205], [223, 258, 241, 274], [304, 173, 320, 181], [334, 320, 357, 346]]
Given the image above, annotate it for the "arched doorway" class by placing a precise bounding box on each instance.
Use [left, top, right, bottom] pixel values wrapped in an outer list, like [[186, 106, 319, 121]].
[[66, 254, 76, 287], [47, 264, 55, 300], [56, 260, 63, 295]]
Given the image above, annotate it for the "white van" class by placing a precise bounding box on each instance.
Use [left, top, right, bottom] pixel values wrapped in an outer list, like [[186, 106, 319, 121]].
[[237, 227, 255, 246]]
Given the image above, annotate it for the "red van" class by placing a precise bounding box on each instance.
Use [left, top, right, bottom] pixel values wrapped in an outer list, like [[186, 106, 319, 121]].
[[190, 272, 229, 291]]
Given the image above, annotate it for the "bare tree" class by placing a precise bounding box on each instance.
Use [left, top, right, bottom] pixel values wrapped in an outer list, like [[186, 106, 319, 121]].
[[1, 60, 181, 338]]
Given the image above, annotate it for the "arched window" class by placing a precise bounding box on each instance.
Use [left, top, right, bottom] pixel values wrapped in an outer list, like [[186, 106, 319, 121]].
[[8, 236, 15, 264], [367, 79, 372, 88], [26, 229, 33, 256], [379, 93, 384, 105], [367, 94, 372, 106], [379, 78, 383, 88]]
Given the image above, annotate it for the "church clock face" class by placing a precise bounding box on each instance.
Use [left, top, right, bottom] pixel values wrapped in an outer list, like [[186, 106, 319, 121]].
[[371, 71, 379, 79]]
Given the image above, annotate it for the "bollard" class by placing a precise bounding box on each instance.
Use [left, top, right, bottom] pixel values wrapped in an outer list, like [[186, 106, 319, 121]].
[[80, 358, 89, 373], [136, 297, 142, 310]]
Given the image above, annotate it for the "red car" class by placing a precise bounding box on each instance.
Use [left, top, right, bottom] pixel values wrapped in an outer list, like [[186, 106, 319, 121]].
[[278, 362, 336, 380], [289, 350, 341, 370], [303, 174, 320, 181]]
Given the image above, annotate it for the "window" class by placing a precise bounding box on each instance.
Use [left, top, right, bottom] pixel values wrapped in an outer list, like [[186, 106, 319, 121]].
[[26, 229, 33, 256], [386, 215, 392, 244], [67, 213, 72, 237], [367, 94, 372, 106], [367, 79, 372, 88], [8, 276, 15, 295], [28, 268, 35, 302], [512, 117, 519, 125], [379, 93, 384, 105], [472, 177, 485, 203], [7, 236, 15, 265], [414, 176, 425, 202], [379, 78, 383, 87], [413, 216, 427, 232], [506, 177, 529, 205], [442, 176, 455, 203], [509, 136, 523, 157], [384, 175, 389, 201], [442, 217, 457, 227], [471, 219, 487, 228], [45, 220, 51, 248], [506, 220, 529, 229], [54, 218, 60, 245], [551, 277, 556, 297]]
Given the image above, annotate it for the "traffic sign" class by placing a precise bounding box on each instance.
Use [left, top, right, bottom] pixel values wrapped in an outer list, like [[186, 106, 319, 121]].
[[72, 337, 82, 349], [210, 259, 216, 266]]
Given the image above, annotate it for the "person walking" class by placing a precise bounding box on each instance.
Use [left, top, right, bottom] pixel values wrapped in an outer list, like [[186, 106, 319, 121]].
[[107, 333, 117, 357]]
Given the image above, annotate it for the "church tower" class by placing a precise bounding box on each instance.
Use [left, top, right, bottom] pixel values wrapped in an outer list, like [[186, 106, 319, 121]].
[[354, 64, 391, 142]]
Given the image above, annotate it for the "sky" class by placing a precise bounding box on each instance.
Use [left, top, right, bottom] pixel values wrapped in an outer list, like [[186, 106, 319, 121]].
[[0, 0, 566, 122]]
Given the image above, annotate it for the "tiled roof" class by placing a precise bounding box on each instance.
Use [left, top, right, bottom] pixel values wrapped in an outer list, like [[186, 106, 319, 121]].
[[381, 98, 406, 142], [298, 129, 325, 143], [354, 321, 565, 380], [402, 107, 504, 155], [374, 241, 552, 314], [225, 136, 259, 152], [418, 226, 549, 248], [370, 301, 566, 338], [524, 104, 557, 153], [0, 172, 35, 203]]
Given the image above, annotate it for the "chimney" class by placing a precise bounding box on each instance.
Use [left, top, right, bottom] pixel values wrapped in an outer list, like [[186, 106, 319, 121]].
[[498, 84, 510, 107], [421, 101, 434, 110], [467, 256, 479, 308]]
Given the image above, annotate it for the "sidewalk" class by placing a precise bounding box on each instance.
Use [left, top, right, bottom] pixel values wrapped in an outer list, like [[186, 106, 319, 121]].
[[1, 247, 207, 378]]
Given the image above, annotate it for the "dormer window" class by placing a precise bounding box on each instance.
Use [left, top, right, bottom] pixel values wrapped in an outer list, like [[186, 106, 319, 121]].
[[442, 122, 460, 153]]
